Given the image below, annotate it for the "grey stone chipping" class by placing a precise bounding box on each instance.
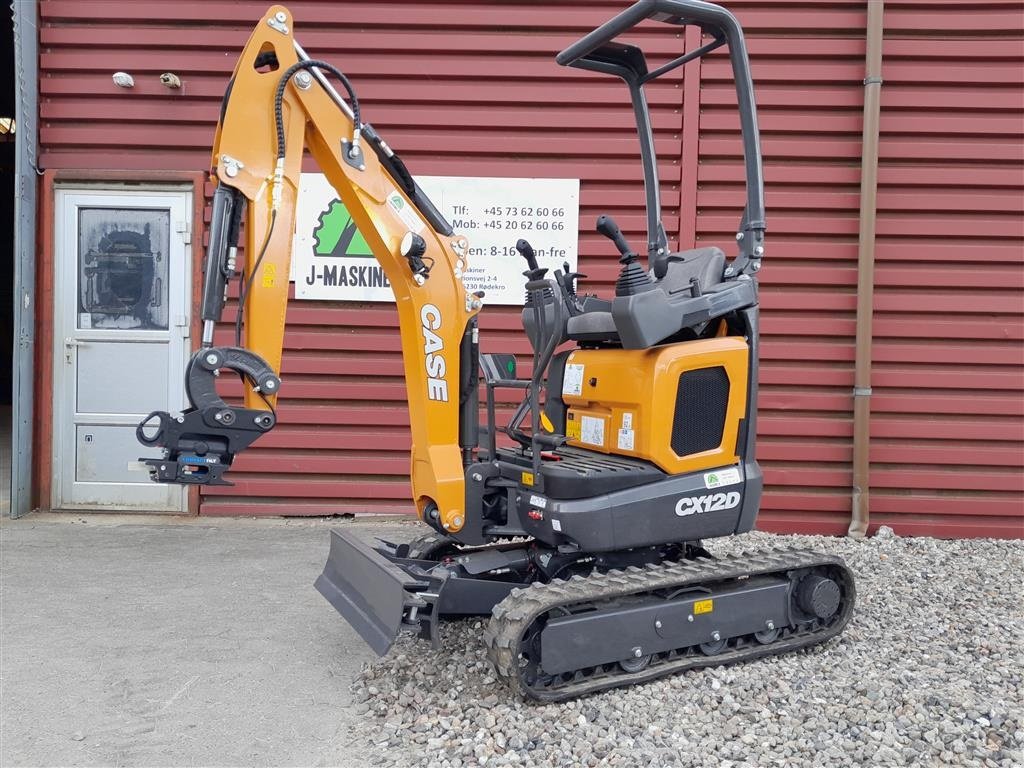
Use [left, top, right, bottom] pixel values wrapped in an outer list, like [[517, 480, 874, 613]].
[[348, 528, 1023, 768]]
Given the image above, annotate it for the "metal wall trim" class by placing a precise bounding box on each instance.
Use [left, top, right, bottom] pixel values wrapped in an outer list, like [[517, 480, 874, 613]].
[[10, 0, 40, 518], [849, 0, 886, 538]]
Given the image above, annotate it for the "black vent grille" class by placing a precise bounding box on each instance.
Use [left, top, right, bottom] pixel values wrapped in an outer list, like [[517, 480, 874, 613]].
[[671, 366, 730, 456]]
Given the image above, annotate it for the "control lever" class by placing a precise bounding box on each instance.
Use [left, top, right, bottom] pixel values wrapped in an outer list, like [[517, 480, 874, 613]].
[[600, 214, 656, 297], [516, 238, 547, 280], [596, 214, 636, 263]]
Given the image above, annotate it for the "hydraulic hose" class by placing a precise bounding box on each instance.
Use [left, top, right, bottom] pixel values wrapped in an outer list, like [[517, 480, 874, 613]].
[[273, 60, 361, 160]]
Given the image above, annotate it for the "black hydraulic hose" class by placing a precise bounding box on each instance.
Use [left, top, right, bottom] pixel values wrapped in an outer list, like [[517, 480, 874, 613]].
[[273, 60, 361, 160]]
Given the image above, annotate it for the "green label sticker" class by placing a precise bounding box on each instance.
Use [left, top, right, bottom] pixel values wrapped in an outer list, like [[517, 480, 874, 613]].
[[703, 467, 742, 489]]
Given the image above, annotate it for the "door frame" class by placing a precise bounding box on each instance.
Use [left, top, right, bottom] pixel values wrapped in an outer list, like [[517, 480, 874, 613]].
[[51, 185, 194, 512], [36, 172, 206, 515]]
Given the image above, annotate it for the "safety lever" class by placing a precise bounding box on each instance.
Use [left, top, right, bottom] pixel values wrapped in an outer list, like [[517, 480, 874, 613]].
[[136, 347, 280, 486], [560, 260, 584, 298]]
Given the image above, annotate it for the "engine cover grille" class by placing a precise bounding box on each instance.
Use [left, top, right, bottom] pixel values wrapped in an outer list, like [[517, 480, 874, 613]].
[[671, 366, 730, 456]]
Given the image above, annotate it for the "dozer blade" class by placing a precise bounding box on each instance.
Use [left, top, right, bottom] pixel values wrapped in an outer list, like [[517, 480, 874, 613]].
[[314, 528, 428, 656]]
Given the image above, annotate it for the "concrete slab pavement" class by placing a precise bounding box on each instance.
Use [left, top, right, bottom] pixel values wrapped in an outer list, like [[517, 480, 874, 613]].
[[0, 514, 418, 767]]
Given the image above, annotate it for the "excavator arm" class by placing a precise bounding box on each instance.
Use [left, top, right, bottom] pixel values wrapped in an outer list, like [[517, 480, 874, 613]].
[[137, 6, 481, 534]]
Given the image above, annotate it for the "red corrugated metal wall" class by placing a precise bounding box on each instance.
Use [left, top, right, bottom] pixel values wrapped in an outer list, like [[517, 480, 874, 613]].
[[695, 0, 1024, 537], [871, 1, 1024, 538], [38, 1, 1024, 536], [694, 3, 870, 536]]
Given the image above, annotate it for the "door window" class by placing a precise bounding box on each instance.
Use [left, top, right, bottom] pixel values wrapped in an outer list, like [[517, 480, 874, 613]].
[[77, 207, 170, 331]]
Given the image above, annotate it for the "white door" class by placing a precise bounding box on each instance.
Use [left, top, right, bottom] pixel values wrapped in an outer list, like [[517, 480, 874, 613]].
[[53, 188, 192, 512]]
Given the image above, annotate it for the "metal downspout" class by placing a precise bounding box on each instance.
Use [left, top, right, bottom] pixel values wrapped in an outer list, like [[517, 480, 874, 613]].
[[10, 0, 40, 518], [849, 0, 885, 538]]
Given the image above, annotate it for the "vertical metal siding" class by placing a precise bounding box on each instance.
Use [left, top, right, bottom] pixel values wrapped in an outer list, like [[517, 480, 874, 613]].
[[870, 1, 1024, 538], [697, 2, 867, 535], [697, 1, 1024, 538], [38, 1, 1023, 536], [39, 1, 689, 516]]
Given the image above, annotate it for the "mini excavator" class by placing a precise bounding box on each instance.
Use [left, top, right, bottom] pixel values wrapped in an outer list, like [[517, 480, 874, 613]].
[[137, 0, 855, 701]]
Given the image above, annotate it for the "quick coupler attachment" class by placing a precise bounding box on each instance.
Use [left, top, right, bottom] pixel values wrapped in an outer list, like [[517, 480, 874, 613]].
[[136, 346, 279, 486], [136, 405, 274, 485]]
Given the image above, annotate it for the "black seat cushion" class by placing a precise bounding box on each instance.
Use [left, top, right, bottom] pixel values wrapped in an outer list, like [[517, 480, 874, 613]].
[[566, 311, 620, 343]]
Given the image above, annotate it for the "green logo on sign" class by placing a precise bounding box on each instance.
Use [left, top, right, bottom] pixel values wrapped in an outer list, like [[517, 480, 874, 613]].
[[313, 199, 373, 258]]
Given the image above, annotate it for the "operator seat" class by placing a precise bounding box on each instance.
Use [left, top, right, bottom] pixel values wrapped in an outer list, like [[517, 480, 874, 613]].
[[563, 296, 618, 344]]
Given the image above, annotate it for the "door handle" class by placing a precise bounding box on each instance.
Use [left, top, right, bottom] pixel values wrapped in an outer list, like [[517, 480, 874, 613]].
[[64, 337, 88, 364]]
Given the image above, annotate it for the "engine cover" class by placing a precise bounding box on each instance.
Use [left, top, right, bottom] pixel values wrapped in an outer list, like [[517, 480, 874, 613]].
[[560, 336, 749, 476]]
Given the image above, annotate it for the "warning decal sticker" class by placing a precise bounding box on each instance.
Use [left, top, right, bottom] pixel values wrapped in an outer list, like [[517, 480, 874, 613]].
[[580, 415, 605, 447], [386, 190, 425, 233], [617, 412, 635, 451], [562, 363, 584, 397]]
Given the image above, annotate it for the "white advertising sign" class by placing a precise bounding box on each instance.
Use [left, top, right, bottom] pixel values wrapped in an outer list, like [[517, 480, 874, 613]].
[[292, 174, 580, 305]]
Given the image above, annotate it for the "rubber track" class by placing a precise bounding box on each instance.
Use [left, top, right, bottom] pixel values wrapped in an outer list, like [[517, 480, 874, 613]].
[[484, 548, 855, 702]]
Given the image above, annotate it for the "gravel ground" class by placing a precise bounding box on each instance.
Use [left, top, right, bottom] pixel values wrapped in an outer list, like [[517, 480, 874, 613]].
[[348, 528, 1023, 768]]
